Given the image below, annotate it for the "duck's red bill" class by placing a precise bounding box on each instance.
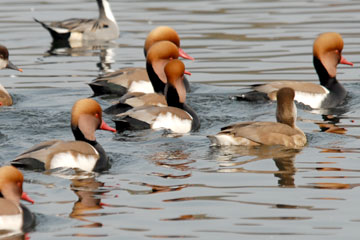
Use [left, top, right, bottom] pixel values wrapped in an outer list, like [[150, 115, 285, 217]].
[[184, 70, 192, 76], [21, 192, 35, 204], [340, 56, 353, 66], [179, 48, 195, 61], [100, 120, 116, 132]]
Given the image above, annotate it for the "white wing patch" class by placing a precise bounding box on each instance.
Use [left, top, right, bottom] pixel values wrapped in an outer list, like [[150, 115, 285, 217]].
[[128, 80, 154, 94], [152, 112, 192, 133], [294, 88, 328, 109], [50, 149, 98, 172]]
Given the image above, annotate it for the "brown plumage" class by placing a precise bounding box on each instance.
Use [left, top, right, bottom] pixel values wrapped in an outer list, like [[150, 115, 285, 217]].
[[236, 32, 353, 109], [89, 26, 193, 96], [209, 88, 306, 148], [12, 99, 116, 172], [0, 166, 35, 231]]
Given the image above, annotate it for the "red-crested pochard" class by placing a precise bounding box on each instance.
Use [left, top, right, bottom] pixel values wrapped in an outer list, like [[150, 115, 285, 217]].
[[11, 99, 116, 172], [34, 0, 119, 42], [113, 59, 200, 133], [88, 26, 194, 96], [236, 32, 353, 109], [0, 166, 35, 232], [209, 88, 306, 148], [0, 45, 23, 106], [104, 40, 191, 115]]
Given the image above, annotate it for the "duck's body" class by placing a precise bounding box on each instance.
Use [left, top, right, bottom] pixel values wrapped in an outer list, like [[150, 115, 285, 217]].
[[113, 59, 200, 133], [0, 45, 23, 106], [89, 26, 193, 96], [11, 99, 116, 172], [236, 32, 353, 109], [35, 0, 119, 42], [0, 166, 35, 232], [104, 40, 191, 115], [209, 88, 306, 148]]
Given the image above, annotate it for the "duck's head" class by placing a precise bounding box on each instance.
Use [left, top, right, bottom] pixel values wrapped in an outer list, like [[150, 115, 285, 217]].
[[71, 98, 116, 141], [144, 26, 194, 60], [313, 32, 353, 77]]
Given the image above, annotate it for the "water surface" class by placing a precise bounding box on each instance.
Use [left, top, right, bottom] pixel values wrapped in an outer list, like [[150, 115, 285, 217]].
[[1, 0, 360, 239]]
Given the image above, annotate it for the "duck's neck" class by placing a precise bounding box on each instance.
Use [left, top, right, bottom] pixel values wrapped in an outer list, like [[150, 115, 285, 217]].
[[166, 85, 200, 131], [313, 57, 338, 89], [146, 63, 166, 94], [276, 102, 296, 128], [72, 127, 108, 171], [72, 127, 97, 146], [98, 0, 116, 23]]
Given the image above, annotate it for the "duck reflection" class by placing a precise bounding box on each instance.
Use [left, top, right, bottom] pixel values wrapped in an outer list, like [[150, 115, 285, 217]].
[[43, 40, 117, 73], [208, 145, 302, 187], [70, 177, 108, 228]]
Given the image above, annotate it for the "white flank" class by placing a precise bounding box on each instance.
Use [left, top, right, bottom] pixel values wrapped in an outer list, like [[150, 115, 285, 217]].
[[103, 0, 116, 23], [208, 134, 253, 146], [0, 213, 23, 231], [128, 80, 154, 94], [152, 112, 192, 133], [294, 88, 328, 109], [69, 32, 84, 42], [50, 150, 98, 172]]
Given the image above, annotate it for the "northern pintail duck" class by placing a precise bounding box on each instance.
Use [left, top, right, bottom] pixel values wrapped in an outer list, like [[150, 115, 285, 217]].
[[11, 99, 116, 172], [236, 32, 353, 109], [0, 45, 23, 106], [0, 166, 35, 232], [209, 88, 306, 148], [88, 26, 194, 96], [34, 0, 119, 42], [113, 59, 200, 133]]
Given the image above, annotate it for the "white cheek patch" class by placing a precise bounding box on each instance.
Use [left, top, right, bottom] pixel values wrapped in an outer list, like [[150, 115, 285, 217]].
[[294, 88, 328, 109], [50, 151, 98, 172], [0, 61, 7, 69], [0, 213, 23, 231], [128, 80, 154, 94], [152, 112, 192, 134]]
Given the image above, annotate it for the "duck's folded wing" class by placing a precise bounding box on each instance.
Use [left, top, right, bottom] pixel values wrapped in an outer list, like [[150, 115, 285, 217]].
[[221, 122, 304, 146], [12, 141, 99, 170]]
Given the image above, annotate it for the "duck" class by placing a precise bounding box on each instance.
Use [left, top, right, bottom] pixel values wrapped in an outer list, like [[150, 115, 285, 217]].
[[104, 40, 191, 115], [0, 166, 35, 232], [11, 98, 116, 172], [0, 45, 23, 106], [235, 32, 353, 109], [113, 59, 200, 133], [208, 88, 306, 148], [88, 26, 194, 96], [34, 0, 119, 42]]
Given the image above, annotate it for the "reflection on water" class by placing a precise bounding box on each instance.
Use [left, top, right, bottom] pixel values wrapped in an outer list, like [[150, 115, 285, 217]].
[[2, 0, 360, 239]]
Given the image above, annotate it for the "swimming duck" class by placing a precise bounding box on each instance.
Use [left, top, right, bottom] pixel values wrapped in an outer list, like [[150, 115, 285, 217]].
[[235, 32, 353, 109], [11, 99, 116, 172], [209, 88, 306, 148], [104, 40, 191, 115], [0, 45, 23, 106], [113, 59, 200, 133], [0, 166, 35, 232], [34, 0, 119, 42], [88, 26, 193, 96]]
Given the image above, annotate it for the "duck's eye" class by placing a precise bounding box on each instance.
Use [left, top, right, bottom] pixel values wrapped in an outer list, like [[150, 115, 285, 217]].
[[95, 113, 99, 118]]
